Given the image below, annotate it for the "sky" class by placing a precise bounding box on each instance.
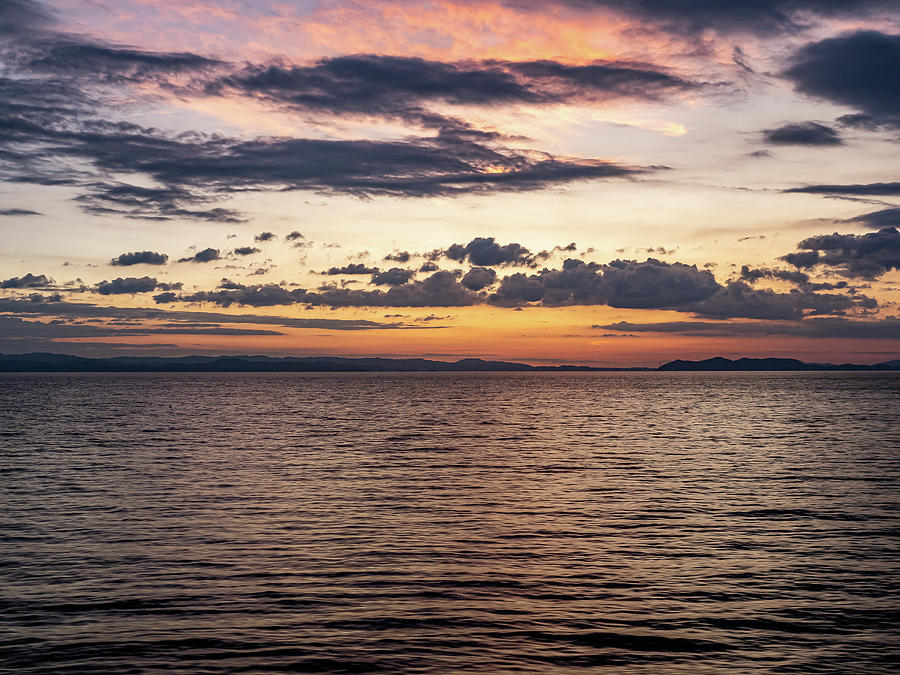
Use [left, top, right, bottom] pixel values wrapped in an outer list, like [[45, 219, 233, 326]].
[[1, 0, 899, 366]]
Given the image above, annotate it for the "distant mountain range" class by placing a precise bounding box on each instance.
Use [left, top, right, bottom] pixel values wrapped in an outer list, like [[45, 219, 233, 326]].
[[659, 357, 900, 371], [0, 353, 898, 372], [0, 352, 643, 373]]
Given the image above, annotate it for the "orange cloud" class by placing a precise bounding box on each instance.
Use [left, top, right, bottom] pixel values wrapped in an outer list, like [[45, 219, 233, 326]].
[[59, 0, 703, 65]]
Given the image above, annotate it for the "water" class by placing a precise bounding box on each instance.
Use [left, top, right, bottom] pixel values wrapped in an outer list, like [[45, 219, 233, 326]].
[[1, 371, 899, 674]]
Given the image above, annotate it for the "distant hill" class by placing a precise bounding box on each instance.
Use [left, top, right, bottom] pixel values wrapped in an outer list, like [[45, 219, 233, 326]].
[[0, 352, 648, 373], [658, 357, 900, 372], [0, 353, 897, 373]]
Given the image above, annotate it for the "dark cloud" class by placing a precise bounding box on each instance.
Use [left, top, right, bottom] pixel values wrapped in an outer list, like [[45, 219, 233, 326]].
[[285, 231, 307, 247], [254, 231, 276, 242], [784, 31, 900, 129], [176, 270, 480, 308], [1, 273, 52, 288], [0, 20, 664, 214], [0, 208, 40, 216], [502, 59, 695, 101], [19, 41, 222, 84], [739, 265, 810, 285], [761, 121, 843, 146], [371, 267, 416, 286], [599, 317, 900, 339], [444, 237, 536, 266], [178, 284, 299, 307], [233, 246, 261, 256], [26, 292, 62, 303], [686, 280, 873, 320], [149, 251, 874, 319], [0, 108, 648, 205], [0, 23, 657, 220], [0, 7, 247, 223], [0, 315, 282, 339], [842, 207, 900, 228], [209, 54, 695, 132], [785, 182, 900, 196], [178, 248, 221, 263], [384, 251, 412, 263], [487, 257, 874, 319], [419, 261, 439, 272], [510, 0, 895, 35], [595, 258, 722, 308], [75, 183, 247, 223], [461, 266, 498, 290], [325, 264, 380, 275], [0, 298, 417, 331], [95, 276, 159, 295], [491, 258, 719, 307], [110, 250, 168, 266], [782, 227, 900, 278], [0, 0, 52, 37]]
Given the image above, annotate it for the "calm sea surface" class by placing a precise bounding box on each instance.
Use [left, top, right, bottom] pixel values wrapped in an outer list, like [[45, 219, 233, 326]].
[[1, 372, 899, 674]]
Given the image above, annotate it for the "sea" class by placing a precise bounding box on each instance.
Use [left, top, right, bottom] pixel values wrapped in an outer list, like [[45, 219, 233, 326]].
[[1, 371, 899, 674]]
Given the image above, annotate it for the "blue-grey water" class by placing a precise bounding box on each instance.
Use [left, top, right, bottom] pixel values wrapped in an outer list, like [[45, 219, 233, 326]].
[[1, 371, 899, 674]]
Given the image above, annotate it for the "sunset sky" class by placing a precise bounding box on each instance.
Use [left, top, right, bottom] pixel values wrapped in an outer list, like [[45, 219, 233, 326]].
[[1, 0, 899, 365]]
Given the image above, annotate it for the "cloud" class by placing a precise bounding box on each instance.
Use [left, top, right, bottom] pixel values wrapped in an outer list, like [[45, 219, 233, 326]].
[[0, 315, 281, 339], [1, 110, 649, 205], [110, 250, 169, 266], [443, 237, 536, 266], [19, 40, 223, 84], [761, 121, 843, 146], [371, 268, 416, 286], [384, 251, 412, 263], [0, 208, 41, 216], [254, 231, 276, 242], [208, 54, 696, 132], [95, 276, 160, 295], [26, 292, 62, 303], [1, 273, 52, 288], [782, 227, 900, 278], [784, 31, 900, 129], [461, 266, 497, 290], [177, 270, 480, 308], [842, 207, 900, 229], [0, 298, 418, 331], [285, 231, 304, 241], [513, 0, 895, 35], [146, 249, 874, 320], [686, 281, 874, 320], [0, 17, 664, 220], [599, 317, 900, 339], [233, 246, 261, 256], [0, 0, 51, 37], [739, 265, 810, 285], [490, 257, 874, 319], [325, 264, 380, 275], [75, 183, 247, 223], [178, 248, 221, 263], [785, 182, 900, 196], [493, 258, 721, 308]]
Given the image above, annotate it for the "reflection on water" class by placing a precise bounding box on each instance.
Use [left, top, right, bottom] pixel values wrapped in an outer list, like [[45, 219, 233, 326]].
[[2, 372, 899, 673]]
